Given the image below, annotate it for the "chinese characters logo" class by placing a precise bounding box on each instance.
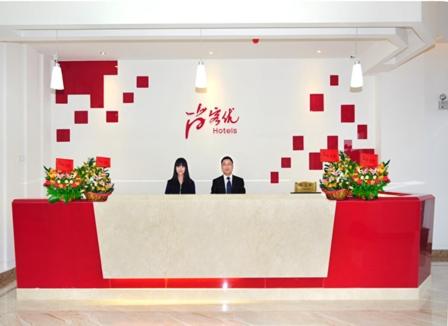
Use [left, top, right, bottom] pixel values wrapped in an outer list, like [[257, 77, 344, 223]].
[[185, 103, 240, 139]]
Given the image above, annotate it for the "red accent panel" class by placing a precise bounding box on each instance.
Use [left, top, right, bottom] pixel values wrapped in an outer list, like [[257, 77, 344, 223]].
[[11, 195, 434, 289], [167, 278, 265, 288], [136, 76, 149, 88], [309, 152, 323, 170], [270, 172, 279, 184], [327, 135, 338, 149], [74, 111, 88, 124], [419, 197, 434, 284], [341, 104, 355, 123], [56, 129, 70, 142], [324, 197, 432, 287], [330, 75, 339, 86], [266, 278, 323, 288], [281, 157, 291, 168], [123, 92, 134, 104], [357, 124, 368, 139], [106, 111, 119, 123], [55, 61, 118, 108], [292, 136, 304, 151], [12, 200, 109, 288], [110, 279, 165, 288], [310, 94, 324, 111]]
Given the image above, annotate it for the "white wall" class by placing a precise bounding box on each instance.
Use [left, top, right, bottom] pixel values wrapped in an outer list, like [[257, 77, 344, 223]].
[[51, 59, 376, 195], [1, 42, 448, 274], [376, 43, 448, 249], [0, 43, 50, 273]]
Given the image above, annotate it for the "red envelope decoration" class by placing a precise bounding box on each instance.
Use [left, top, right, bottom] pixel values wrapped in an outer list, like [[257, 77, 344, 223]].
[[96, 156, 111, 168], [320, 149, 339, 162], [56, 158, 74, 172], [360, 153, 378, 168]]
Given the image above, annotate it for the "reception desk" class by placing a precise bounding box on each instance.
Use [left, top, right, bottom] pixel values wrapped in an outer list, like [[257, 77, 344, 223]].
[[12, 193, 434, 301]]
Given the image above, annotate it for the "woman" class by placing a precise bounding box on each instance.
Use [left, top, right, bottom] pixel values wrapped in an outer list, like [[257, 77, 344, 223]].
[[165, 158, 196, 194]]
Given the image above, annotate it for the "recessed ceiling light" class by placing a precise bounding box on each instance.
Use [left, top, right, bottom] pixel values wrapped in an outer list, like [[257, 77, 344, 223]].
[[316, 50, 322, 54], [209, 51, 214, 55]]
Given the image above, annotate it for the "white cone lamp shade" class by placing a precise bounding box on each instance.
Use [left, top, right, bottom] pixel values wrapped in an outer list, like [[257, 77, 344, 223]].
[[350, 59, 363, 88], [195, 61, 207, 89], [50, 61, 64, 90]]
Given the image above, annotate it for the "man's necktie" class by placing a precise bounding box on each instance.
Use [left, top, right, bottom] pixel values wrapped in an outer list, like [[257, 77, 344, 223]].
[[226, 177, 232, 194]]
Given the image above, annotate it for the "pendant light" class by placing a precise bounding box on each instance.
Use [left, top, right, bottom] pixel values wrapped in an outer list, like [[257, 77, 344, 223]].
[[50, 54, 64, 90], [195, 29, 207, 89], [350, 28, 363, 88], [50, 30, 64, 90], [195, 60, 207, 89]]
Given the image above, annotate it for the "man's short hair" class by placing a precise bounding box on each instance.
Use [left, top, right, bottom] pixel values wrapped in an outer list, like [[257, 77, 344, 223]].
[[221, 156, 233, 164]]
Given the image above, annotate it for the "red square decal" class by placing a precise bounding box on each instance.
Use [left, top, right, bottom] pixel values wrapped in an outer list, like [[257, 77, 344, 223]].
[[330, 75, 339, 86], [270, 172, 279, 184], [74, 111, 88, 124], [106, 111, 119, 123], [56, 129, 70, 142], [136, 76, 149, 88], [281, 157, 291, 168], [292, 136, 304, 151], [310, 94, 324, 112], [55, 93, 68, 104], [123, 92, 134, 103], [309, 152, 323, 170], [327, 135, 338, 149], [344, 139, 353, 151], [341, 104, 355, 123], [357, 124, 368, 139]]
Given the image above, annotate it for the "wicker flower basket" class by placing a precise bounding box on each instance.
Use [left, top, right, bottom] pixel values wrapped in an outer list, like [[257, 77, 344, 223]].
[[85, 192, 111, 202], [322, 189, 350, 201]]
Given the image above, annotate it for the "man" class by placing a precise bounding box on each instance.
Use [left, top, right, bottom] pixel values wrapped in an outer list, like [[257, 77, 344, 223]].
[[211, 156, 246, 194]]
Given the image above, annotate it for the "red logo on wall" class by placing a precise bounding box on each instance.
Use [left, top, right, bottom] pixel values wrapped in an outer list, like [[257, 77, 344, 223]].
[[185, 103, 240, 139]]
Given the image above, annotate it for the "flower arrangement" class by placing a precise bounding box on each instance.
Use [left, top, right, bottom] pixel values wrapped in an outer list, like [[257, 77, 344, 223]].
[[320, 152, 356, 191], [351, 161, 390, 200], [43, 167, 83, 203], [320, 151, 391, 200], [77, 158, 114, 201], [43, 157, 114, 203]]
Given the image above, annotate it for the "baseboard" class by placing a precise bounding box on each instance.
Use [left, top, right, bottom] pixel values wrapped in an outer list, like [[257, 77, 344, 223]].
[[0, 268, 16, 288], [432, 250, 448, 261], [17, 276, 431, 302]]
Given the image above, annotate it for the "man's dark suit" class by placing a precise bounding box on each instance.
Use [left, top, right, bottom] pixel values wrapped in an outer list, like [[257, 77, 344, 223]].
[[211, 175, 246, 194]]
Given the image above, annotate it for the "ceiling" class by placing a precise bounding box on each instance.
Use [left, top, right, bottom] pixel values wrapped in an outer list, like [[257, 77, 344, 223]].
[[0, 1, 447, 73], [28, 39, 377, 61]]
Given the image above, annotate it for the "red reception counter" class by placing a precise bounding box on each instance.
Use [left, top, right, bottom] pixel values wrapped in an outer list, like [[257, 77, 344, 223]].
[[11, 193, 434, 301]]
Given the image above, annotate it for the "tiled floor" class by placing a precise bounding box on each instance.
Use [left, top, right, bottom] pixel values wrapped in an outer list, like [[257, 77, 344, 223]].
[[0, 263, 447, 325]]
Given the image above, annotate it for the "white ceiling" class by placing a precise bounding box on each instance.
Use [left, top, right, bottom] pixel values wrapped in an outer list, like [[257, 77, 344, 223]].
[[28, 39, 378, 60], [0, 1, 447, 73]]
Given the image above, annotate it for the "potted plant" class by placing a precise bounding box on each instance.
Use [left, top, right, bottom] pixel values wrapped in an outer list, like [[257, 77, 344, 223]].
[[43, 167, 83, 203], [319, 152, 356, 200], [77, 158, 114, 202], [351, 161, 390, 200]]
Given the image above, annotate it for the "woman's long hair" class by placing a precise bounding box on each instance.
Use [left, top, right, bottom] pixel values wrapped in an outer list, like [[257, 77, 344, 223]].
[[170, 158, 193, 183]]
